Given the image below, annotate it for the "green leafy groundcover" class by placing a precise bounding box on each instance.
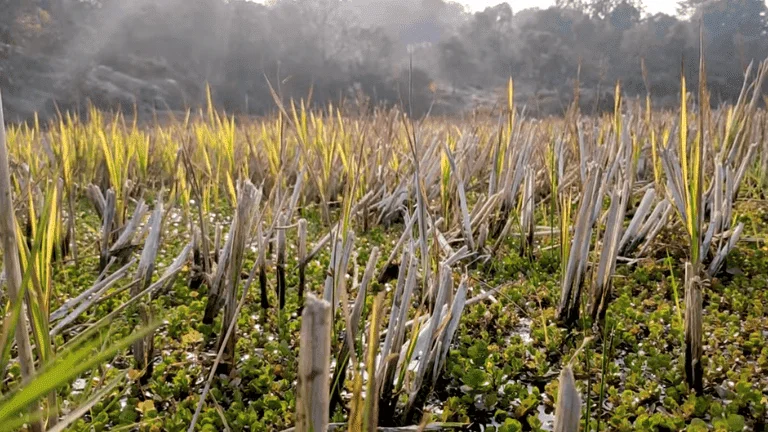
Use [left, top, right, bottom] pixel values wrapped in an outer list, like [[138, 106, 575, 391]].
[[9, 199, 765, 432]]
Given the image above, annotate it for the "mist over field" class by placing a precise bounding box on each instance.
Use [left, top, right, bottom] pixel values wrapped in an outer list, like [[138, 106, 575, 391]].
[[1, 0, 767, 121]]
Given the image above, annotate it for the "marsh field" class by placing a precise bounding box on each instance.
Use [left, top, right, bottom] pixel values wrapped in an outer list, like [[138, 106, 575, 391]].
[[1, 61, 768, 432]]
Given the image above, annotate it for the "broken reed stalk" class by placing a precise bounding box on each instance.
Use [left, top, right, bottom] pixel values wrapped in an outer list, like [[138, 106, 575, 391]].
[[297, 218, 307, 310], [50, 258, 138, 336], [258, 221, 269, 310], [590, 137, 632, 324], [329, 246, 380, 416], [202, 217, 235, 324], [181, 145, 211, 275], [323, 230, 355, 316], [353, 247, 379, 337], [218, 181, 259, 374], [553, 366, 581, 432], [189, 228, 205, 290], [617, 188, 656, 256], [520, 167, 535, 256], [132, 196, 163, 379], [557, 165, 601, 327], [402, 263, 453, 422], [684, 262, 704, 394], [378, 248, 414, 423], [296, 293, 332, 432], [86, 184, 106, 220], [553, 337, 590, 432], [441, 141, 474, 251], [65, 185, 78, 265], [99, 189, 116, 271], [0, 90, 44, 432], [188, 243, 258, 432], [110, 199, 148, 256], [492, 130, 532, 251], [588, 186, 625, 324], [61, 243, 192, 353], [214, 223, 222, 264]]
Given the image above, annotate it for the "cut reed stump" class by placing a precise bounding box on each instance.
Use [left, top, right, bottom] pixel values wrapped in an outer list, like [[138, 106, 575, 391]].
[[553, 365, 581, 432], [189, 228, 205, 290], [557, 166, 601, 327], [589, 181, 630, 326], [276, 213, 287, 310], [520, 167, 535, 256], [296, 293, 332, 432], [217, 181, 259, 375], [297, 218, 307, 310], [553, 337, 590, 432], [258, 221, 269, 310], [203, 181, 259, 326], [132, 196, 163, 380], [684, 262, 704, 394], [99, 189, 117, 271]]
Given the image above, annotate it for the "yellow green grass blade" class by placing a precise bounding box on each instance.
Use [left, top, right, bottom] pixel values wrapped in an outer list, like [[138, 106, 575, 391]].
[[0, 323, 159, 426]]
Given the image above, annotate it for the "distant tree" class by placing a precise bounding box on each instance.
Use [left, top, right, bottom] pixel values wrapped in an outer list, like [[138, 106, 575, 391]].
[[4, 0, 767, 120], [349, 27, 394, 71], [555, 0, 589, 13], [557, 0, 643, 19], [695, 0, 768, 98], [696, 0, 768, 39], [677, 0, 707, 17], [462, 3, 515, 83], [396, 66, 434, 117], [518, 27, 574, 91], [438, 36, 475, 91], [609, 1, 641, 30]]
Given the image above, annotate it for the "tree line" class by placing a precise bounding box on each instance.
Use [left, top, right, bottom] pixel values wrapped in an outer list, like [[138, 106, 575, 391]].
[[1, 0, 767, 118]]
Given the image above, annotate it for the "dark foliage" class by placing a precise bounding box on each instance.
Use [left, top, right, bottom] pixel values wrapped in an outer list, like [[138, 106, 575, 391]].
[[1, 0, 767, 121]]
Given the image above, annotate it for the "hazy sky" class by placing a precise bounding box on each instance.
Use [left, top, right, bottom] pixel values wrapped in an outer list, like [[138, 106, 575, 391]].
[[461, 0, 678, 15]]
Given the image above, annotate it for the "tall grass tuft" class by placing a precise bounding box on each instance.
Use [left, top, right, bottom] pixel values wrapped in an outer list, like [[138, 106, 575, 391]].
[[0, 90, 44, 432]]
